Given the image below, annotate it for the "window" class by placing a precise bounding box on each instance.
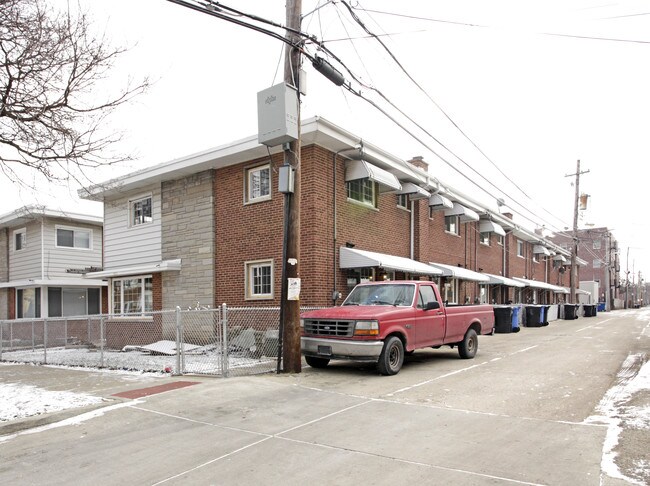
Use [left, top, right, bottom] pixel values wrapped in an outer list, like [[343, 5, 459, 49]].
[[245, 164, 271, 203], [417, 285, 437, 309], [112, 276, 153, 314], [593, 259, 602, 269], [14, 228, 26, 251], [445, 215, 459, 235], [593, 239, 601, 250], [479, 284, 488, 304], [17, 288, 41, 318], [56, 226, 91, 249], [48, 287, 100, 317], [517, 239, 525, 257], [480, 232, 490, 245], [496, 234, 504, 246], [347, 178, 376, 207], [131, 196, 153, 226], [396, 193, 410, 210], [245, 260, 273, 299]]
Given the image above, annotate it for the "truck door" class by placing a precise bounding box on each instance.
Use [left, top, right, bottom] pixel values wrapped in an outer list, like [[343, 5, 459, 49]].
[[415, 284, 446, 346]]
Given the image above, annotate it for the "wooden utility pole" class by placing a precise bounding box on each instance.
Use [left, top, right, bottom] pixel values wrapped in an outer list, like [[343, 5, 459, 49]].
[[566, 160, 589, 304], [281, 0, 302, 373]]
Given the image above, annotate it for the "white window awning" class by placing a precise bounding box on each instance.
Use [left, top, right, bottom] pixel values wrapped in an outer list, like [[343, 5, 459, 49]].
[[482, 273, 526, 287], [345, 160, 401, 192], [444, 202, 479, 223], [340, 247, 442, 275], [84, 259, 182, 279], [478, 221, 506, 236], [428, 262, 490, 282], [428, 194, 453, 211], [533, 245, 551, 256], [512, 277, 564, 291], [0, 278, 107, 289], [553, 255, 568, 263], [397, 182, 431, 200]]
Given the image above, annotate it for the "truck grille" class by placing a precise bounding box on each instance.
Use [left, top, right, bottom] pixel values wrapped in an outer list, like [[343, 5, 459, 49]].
[[304, 319, 353, 337]]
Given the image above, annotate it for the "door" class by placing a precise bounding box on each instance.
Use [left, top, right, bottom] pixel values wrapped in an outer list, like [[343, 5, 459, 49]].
[[414, 284, 446, 346]]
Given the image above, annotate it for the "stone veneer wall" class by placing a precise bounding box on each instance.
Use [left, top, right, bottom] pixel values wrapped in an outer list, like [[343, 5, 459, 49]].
[[161, 170, 215, 311]]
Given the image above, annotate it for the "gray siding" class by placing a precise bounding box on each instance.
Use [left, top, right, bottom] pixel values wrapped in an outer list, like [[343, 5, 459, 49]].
[[9, 221, 43, 280], [104, 186, 162, 269], [42, 219, 103, 278], [162, 170, 215, 310]]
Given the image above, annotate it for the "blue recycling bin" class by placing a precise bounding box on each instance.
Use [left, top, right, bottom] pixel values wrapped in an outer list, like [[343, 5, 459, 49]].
[[541, 305, 550, 326], [597, 302, 606, 312], [512, 306, 521, 333]]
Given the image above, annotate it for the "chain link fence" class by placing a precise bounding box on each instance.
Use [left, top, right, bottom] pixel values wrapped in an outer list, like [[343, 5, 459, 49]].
[[0, 305, 322, 377]]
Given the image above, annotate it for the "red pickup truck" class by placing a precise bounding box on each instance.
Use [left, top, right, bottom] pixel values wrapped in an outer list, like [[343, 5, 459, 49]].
[[301, 281, 495, 375]]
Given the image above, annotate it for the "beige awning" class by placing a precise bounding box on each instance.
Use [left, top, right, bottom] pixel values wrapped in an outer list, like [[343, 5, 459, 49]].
[[479, 221, 506, 237], [345, 160, 401, 192], [444, 202, 479, 223], [340, 247, 442, 275], [428, 262, 490, 282]]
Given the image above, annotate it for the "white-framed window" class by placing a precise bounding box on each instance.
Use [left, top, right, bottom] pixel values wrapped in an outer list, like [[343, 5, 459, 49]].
[[496, 234, 504, 246], [13, 228, 26, 251], [396, 193, 410, 210], [245, 164, 271, 203], [48, 287, 100, 317], [517, 239, 525, 257], [130, 196, 153, 226], [55, 226, 92, 249], [347, 178, 376, 207], [445, 215, 459, 235], [245, 259, 273, 299], [480, 232, 490, 245], [111, 276, 153, 314], [593, 259, 602, 268], [593, 239, 601, 250]]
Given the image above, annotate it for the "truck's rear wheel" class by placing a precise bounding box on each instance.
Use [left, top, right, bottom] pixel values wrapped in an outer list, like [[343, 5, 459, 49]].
[[458, 329, 478, 359], [377, 336, 404, 375], [305, 356, 330, 368]]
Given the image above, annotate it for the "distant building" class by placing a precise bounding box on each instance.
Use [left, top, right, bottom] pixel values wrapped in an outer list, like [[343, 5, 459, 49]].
[[549, 227, 619, 307], [0, 206, 106, 320]]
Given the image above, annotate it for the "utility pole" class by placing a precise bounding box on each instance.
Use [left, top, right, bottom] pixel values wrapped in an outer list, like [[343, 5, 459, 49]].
[[604, 231, 611, 311], [566, 160, 589, 304], [281, 0, 302, 373]]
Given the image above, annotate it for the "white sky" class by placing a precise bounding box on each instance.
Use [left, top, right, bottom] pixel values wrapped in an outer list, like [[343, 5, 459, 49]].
[[4, 0, 650, 276]]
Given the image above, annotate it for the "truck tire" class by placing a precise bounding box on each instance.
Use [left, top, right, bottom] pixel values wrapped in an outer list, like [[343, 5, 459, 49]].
[[458, 329, 478, 359], [305, 356, 330, 368], [377, 336, 404, 375]]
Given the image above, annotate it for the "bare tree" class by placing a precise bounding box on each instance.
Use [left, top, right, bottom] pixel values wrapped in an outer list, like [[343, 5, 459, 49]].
[[0, 0, 148, 186]]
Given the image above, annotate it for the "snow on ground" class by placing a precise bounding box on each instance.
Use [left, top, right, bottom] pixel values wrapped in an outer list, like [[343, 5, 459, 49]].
[[0, 382, 104, 423], [585, 352, 650, 485]]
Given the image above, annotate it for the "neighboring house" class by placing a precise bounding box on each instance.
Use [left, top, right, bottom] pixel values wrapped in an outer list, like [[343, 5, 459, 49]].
[[0, 206, 106, 320], [80, 116, 573, 313]]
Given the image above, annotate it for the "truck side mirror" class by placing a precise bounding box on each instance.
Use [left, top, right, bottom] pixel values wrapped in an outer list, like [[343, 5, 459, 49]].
[[425, 301, 440, 311]]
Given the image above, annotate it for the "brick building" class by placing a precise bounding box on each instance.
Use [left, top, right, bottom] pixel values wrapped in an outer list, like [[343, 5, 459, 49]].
[[80, 117, 573, 313]]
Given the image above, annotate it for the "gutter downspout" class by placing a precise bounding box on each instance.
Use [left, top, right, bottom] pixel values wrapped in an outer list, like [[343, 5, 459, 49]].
[[410, 200, 415, 260], [332, 144, 363, 304]]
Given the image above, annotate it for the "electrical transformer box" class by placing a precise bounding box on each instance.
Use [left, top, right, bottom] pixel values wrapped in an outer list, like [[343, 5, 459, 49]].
[[257, 83, 299, 147]]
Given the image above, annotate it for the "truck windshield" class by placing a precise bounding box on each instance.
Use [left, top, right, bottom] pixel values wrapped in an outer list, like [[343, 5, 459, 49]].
[[343, 284, 415, 306]]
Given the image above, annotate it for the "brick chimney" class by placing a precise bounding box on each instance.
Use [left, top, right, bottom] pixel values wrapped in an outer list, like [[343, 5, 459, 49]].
[[408, 156, 428, 171]]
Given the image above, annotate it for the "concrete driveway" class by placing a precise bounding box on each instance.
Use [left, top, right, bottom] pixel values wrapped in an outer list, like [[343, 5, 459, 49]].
[[1, 309, 648, 485]]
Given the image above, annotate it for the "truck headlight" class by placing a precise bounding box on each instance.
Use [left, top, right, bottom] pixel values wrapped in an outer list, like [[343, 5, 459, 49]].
[[354, 320, 379, 336]]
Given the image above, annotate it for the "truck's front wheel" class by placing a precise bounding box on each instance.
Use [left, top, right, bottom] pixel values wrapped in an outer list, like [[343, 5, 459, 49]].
[[458, 329, 478, 359], [305, 356, 330, 368], [378, 336, 404, 375]]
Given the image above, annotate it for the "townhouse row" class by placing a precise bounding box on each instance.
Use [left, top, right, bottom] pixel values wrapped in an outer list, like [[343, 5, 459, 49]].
[[1, 117, 591, 320]]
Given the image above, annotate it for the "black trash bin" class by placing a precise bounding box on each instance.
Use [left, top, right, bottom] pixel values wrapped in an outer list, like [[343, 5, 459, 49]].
[[525, 306, 542, 327], [494, 306, 514, 333], [564, 304, 577, 320]]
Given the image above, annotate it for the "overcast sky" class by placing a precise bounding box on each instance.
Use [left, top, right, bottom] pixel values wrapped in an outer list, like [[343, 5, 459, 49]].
[[5, 0, 650, 277]]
